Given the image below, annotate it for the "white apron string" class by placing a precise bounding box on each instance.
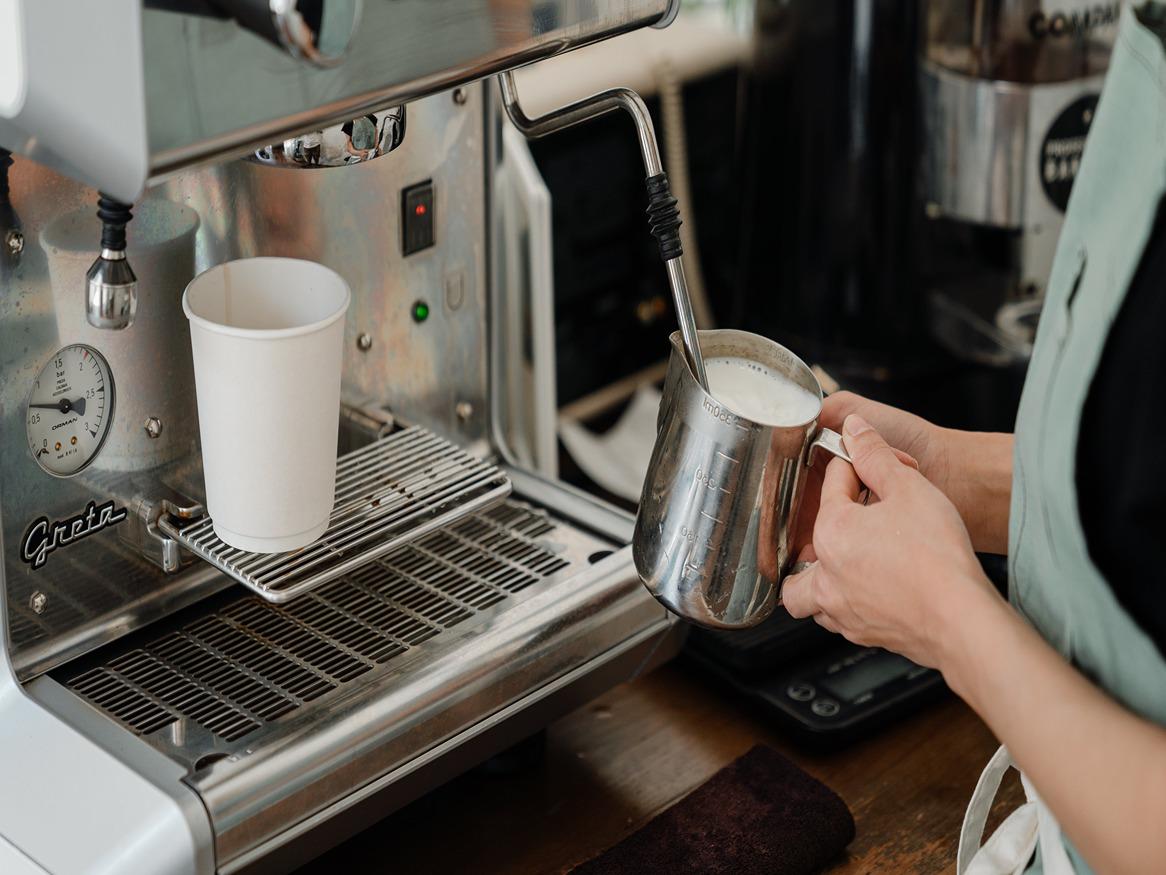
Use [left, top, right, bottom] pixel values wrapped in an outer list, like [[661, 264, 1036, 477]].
[[958, 745, 1076, 875]]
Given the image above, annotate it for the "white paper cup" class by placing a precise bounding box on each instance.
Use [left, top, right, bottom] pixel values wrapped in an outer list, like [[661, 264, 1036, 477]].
[[183, 257, 350, 553]]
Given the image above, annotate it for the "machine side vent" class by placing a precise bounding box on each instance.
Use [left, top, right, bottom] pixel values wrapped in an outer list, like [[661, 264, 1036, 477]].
[[65, 501, 570, 748]]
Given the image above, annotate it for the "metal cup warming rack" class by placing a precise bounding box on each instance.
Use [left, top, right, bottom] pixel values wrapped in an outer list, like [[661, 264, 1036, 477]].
[[155, 425, 511, 603]]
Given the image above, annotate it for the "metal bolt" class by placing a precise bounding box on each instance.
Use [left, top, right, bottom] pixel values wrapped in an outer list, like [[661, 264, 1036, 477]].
[[455, 401, 474, 422], [5, 229, 24, 256], [924, 202, 942, 220], [29, 591, 47, 614], [357, 333, 373, 351], [452, 87, 468, 106], [144, 417, 163, 439]]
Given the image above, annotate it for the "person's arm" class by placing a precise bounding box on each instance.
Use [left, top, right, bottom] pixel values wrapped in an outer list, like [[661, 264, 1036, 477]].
[[782, 415, 1166, 874], [944, 590, 1166, 875], [813, 392, 1013, 554]]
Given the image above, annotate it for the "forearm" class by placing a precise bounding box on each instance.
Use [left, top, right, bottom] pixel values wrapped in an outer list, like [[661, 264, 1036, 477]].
[[941, 588, 1166, 874], [939, 430, 1013, 554]]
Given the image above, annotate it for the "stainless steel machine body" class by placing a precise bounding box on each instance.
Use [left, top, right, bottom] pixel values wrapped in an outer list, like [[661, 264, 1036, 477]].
[[1, 0, 677, 200], [0, 3, 682, 872]]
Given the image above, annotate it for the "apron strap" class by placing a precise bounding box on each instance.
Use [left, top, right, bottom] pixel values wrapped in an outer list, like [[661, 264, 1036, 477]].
[[959, 745, 1079, 875], [959, 745, 1016, 872]]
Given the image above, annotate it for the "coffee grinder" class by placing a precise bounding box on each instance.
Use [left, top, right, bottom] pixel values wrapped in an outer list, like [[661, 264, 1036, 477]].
[[922, 0, 1120, 366]]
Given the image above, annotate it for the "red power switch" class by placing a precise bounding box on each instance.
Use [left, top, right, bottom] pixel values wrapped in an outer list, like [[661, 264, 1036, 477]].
[[402, 181, 435, 255]]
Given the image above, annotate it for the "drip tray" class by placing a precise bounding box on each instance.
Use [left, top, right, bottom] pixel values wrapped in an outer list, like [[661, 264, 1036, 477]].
[[158, 426, 511, 603], [60, 499, 612, 769]]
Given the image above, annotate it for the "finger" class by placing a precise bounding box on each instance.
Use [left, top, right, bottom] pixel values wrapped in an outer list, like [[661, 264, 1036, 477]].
[[893, 448, 920, 470], [829, 448, 914, 472], [814, 613, 841, 634], [821, 454, 861, 509], [780, 565, 820, 619], [820, 391, 864, 431], [842, 414, 910, 499]]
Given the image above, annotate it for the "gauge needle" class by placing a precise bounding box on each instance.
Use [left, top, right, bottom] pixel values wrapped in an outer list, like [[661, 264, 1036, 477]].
[[29, 397, 86, 416]]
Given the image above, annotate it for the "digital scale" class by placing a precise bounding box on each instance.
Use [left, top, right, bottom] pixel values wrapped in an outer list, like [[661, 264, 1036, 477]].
[[686, 608, 947, 747]]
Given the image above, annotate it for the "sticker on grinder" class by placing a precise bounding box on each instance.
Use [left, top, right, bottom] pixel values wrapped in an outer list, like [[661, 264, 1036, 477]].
[[1040, 94, 1100, 213]]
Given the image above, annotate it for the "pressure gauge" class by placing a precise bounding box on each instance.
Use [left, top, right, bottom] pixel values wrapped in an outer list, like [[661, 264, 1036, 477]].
[[26, 344, 115, 477]]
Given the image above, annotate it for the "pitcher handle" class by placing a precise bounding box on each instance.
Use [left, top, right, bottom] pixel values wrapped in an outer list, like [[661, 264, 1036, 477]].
[[807, 427, 870, 507], [808, 427, 852, 465]]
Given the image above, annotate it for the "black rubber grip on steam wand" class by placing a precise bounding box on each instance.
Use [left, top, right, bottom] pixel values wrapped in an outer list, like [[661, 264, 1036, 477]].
[[0, 149, 12, 203], [97, 194, 134, 251], [645, 172, 683, 261]]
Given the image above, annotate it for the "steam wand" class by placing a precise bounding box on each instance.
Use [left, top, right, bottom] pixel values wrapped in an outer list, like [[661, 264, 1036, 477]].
[[498, 71, 708, 391], [85, 194, 137, 330]]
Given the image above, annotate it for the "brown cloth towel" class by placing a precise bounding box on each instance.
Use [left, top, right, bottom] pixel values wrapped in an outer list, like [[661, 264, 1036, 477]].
[[571, 745, 855, 875]]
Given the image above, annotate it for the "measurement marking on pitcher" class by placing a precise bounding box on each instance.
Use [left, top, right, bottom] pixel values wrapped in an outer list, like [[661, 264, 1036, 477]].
[[700, 510, 723, 524], [693, 465, 731, 495], [715, 451, 739, 464]]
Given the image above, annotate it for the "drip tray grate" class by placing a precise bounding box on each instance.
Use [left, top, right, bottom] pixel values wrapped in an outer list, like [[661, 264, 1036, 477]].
[[63, 500, 588, 761], [158, 426, 511, 603]]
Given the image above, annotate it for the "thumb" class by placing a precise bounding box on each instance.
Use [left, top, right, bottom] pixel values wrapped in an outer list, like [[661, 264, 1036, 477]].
[[842, 414, 909, 499]]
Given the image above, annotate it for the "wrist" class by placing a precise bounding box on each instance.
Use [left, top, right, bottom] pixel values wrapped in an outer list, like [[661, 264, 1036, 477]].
[[937, 429, 1013, 554], [932, 574, 1012, 702]]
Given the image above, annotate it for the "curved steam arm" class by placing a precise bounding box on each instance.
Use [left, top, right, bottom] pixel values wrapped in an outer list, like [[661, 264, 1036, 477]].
[[497, 71, 708, 390]]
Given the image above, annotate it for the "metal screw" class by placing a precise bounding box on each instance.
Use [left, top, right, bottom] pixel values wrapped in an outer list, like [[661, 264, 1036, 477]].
[[5, 229, 24, 256], [455, 401, 474, 422], [357, 333, 373, 351], [144, 417, 163, 439], [452, 87, 468, 106], [29, 591, 47, 614], [924, 202, 941, 220]]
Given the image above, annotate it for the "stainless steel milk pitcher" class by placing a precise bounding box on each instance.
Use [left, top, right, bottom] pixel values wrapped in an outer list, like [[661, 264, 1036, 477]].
[[633, 329, 852, 629]]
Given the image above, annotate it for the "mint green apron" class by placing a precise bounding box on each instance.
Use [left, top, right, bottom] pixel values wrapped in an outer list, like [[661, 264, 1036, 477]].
[[958, 7, 1166, 874]]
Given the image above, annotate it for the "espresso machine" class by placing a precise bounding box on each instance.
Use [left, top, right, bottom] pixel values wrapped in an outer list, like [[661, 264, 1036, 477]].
[[0, 3, 689, 873]]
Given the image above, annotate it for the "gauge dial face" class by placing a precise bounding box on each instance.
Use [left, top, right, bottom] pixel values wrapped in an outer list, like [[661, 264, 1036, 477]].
[[26, 345, 116, 477]]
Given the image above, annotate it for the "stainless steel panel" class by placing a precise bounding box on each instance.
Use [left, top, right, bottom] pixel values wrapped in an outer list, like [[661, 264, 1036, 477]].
[[921, 62, 1030, 229], [924, 0, 1118, 84], [144, 0, 676, 178], [198, 551, 662, 868], [1, 86, 490, 679]]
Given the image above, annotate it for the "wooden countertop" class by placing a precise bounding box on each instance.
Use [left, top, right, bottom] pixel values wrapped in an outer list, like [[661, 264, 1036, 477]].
[[302, 662, 1023, 873]]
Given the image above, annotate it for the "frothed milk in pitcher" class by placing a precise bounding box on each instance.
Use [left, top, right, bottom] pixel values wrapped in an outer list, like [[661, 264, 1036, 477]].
[[704, 356, 821, 426]]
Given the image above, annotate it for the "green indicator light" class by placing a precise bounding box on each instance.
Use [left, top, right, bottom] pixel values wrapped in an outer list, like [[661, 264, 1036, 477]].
[[412, 300, 430, 323]]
